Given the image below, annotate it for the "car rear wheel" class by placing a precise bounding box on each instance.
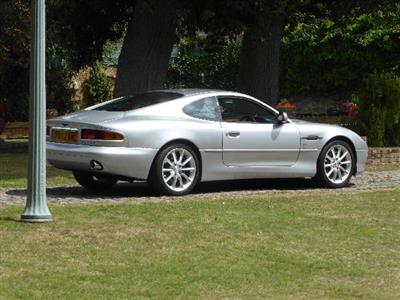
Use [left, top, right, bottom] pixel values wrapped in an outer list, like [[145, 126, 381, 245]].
[[315, 140, 355, 188], [73, 171, 118, 190], [149, 144, 200, 196]]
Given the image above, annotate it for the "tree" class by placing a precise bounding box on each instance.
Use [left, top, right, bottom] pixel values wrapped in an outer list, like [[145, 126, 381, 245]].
[[282, 5, 400, 96], [187, 0, 398, 105], [114, 0, 179, 97], [52, 0, 400, 105], [176, 0, 292, 105], [237, 9, 286, 105], [0, 0, 30, 120], [0, 0, 132, 120], [3, 0, 397, 121]]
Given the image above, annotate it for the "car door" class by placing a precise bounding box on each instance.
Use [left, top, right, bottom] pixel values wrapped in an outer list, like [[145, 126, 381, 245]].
[[218, 97, 301, 167]]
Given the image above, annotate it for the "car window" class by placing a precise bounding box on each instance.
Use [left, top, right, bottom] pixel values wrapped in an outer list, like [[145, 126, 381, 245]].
[[183, 97, 220, 121], [93, 92, 184, 112], [218, 97, 277, 123]]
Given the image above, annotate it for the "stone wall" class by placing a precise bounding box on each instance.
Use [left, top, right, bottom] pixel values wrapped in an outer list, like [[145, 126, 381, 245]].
[[368, 147, 400, 164]]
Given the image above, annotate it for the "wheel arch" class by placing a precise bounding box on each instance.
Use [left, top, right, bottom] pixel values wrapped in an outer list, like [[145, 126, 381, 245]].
[[148, 139, 202, 179]]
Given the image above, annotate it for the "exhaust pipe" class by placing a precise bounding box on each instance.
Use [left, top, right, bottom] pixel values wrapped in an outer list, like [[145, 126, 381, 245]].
[[90, 160, 104, 171]]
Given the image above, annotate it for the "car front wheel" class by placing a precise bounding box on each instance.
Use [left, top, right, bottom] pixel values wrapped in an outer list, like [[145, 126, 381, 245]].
[[315, 140, 355, 188], [73, 171, 118, 190], [149, 144, 200, 196]]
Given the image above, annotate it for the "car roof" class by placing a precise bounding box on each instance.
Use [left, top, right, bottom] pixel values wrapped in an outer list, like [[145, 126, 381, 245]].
[[139, 89, 279, 113], [148, 88, 230, 97], [142, 89, 279, 112]]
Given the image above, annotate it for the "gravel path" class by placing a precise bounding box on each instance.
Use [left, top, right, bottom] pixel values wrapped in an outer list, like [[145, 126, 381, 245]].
[[1, 171, 399, 206]]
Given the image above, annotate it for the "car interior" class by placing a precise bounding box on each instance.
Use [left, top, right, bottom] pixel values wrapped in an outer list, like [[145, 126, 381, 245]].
[[218, 98, 277, 124]]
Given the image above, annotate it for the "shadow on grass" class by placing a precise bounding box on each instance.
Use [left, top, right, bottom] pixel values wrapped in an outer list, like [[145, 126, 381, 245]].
[[0, 216, 20, 222], [6, 178, 355, 200]]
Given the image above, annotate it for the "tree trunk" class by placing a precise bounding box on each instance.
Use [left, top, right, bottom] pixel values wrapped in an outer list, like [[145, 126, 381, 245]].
[[114, 0, 178, 97], [237, 15, 284, 106]]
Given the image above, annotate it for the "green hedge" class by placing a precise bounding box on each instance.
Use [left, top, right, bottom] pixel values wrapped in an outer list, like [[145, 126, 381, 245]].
[[167, 7, 400, 98], [281, 8, 400, 96], [356, 73, 400, 146]]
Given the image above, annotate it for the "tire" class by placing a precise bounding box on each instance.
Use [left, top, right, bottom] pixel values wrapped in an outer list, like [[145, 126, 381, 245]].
[[149, 143, 200, 196], [73, 171, 118, 190], [314, 140, 355, 188]]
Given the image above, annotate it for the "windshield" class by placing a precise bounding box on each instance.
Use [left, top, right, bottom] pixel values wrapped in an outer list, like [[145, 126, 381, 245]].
[[93, 92, 184, 112]]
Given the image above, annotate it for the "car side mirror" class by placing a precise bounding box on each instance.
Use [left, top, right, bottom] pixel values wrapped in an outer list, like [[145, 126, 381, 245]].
[[277, 111, 288, 123]]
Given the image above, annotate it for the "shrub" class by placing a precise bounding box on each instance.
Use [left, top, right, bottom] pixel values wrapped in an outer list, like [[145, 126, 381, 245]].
[[356, 73, 400, 146], [166, 38, 240, 90], [281, 7, 400, 96], [84, 62, 113, 106], [46, 67, 75, 115]]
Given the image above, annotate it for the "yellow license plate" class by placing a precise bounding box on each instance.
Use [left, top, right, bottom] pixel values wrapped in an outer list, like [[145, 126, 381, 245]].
[[51, 129, 79, 143]]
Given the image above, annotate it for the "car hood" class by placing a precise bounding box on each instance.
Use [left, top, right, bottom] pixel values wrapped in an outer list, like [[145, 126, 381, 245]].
[[292, 120, 344, 135], [290, 118, 311, 124]]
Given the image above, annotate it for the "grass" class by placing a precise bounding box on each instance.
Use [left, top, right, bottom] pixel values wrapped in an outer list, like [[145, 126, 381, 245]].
[[365, 163, 400, 172], [1, 188, 400, 299], [0, 153, 75, 188], [1, 152, 399, 298]]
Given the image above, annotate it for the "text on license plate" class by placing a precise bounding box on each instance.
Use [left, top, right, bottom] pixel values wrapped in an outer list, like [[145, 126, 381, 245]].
[[51, 129, 79, 143]]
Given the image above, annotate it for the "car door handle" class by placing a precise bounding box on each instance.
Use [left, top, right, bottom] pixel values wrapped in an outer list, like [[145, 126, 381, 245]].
[[226, 131, 240, 138]]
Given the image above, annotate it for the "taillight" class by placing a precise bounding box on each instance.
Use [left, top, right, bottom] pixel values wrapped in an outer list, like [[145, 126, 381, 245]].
[[81, 129, 124, 141]]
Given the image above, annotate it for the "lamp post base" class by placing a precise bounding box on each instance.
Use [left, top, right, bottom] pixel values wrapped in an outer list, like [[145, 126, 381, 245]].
[[20, 215, 52, 223]]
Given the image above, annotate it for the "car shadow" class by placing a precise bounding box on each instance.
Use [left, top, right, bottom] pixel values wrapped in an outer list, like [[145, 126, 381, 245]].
[[6, 179, 355, 200]]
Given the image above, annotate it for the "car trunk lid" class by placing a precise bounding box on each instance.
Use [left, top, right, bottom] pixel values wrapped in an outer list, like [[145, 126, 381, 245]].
[[50, 110, 125, 126], [47, 110, 127, 146]]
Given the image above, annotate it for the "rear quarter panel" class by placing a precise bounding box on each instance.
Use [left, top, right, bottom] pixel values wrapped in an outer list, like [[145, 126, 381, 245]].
[[107, 117, 222, 150]]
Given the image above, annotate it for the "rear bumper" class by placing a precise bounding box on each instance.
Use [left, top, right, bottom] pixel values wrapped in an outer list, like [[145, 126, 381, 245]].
[[47, 142, 158, 180]]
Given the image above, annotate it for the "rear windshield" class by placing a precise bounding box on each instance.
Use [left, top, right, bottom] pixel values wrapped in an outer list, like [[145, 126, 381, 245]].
[[93, 92, 184, 112]]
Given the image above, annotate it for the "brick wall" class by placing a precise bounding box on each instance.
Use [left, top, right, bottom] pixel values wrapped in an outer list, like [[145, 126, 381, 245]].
[[367, 147, 400, 164], [0, 122, 29, 139]]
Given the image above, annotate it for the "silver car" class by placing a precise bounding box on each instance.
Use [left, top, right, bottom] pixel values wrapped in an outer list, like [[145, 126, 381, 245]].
[[47, 89, 368, 195]]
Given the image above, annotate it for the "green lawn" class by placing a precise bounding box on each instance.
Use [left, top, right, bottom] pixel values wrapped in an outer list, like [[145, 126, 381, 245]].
[[1, 152, 400, 298], [1, 189, 400, 299], [365, 163, 400, 172], [0, 153, 75, 188]]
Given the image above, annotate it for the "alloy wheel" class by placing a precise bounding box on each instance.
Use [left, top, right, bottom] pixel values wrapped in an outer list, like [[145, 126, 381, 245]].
[[323, 144, 352, 184], [161, 148, 197, 192]]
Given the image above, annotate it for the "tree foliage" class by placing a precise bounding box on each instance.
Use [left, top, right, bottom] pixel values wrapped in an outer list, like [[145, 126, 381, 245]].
[[0, 0, 30, 120], [0, 0, 132, 120], [282, 5, 400, 96], [356, 73, 400, 146], [84, 62, 113, 106], [1, 0, 400, 121], [177, 0, 398, 103], [47, 0, 133, 70], [167, 37, 240, 90]]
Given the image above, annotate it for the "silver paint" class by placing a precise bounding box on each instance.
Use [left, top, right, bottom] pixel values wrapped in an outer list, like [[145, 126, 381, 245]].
[[47, 89, 368, 183]]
